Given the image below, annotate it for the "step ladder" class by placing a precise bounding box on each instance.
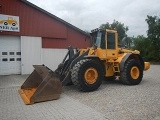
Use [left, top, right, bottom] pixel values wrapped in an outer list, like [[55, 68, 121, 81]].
[[112, 62, 120, 80], [113, 62, 120, 73]]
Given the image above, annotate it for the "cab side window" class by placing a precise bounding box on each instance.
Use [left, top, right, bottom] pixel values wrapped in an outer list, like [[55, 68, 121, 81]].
[[107, 33, 115, 49]]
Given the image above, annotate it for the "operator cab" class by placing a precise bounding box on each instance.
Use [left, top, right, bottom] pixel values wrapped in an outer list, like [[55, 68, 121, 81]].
[[91, 28, 118, 59]]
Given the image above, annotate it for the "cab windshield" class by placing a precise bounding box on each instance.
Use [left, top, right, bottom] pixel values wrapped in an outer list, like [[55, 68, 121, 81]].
[[91, 30, 105, 49]]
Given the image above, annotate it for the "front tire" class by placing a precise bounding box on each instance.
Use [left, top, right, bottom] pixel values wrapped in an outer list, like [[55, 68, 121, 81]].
[[120, 59, 143, 85], [71, 59, 103, 92]]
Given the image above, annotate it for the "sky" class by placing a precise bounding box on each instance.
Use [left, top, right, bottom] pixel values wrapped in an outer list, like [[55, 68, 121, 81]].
[[28, 0, 160, 37]]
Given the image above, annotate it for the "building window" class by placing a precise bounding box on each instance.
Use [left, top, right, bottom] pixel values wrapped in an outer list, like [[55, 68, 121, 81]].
[[2, 58, 8, 61], [16, 52, 21, 55], [17, 58, 21, 61], [10, 52, 14, 55], [2, 52, 7, 55], [10, 58, 15, 61]]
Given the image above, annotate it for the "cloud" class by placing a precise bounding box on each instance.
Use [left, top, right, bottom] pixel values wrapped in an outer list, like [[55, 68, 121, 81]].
[[28, 0, 160, 37]]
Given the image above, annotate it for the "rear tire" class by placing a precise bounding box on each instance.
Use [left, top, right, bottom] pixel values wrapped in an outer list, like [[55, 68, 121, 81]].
[[71, 59, 103, 92], [120, 59, 143, 85]]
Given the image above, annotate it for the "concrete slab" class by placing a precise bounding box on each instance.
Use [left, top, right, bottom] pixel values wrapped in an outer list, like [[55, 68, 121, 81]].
[[0, 75, 107, 120]]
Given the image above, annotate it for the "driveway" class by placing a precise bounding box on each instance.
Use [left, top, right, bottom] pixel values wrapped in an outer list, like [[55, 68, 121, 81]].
[[0, 65, 160, 120]]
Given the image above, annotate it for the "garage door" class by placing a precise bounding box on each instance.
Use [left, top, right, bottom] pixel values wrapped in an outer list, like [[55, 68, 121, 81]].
[[0, 36, 21, 75]]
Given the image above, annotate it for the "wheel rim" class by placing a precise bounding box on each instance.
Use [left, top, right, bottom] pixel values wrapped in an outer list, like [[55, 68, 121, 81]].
[[84, 68, 98, 84], [130, 66, 140, 80]]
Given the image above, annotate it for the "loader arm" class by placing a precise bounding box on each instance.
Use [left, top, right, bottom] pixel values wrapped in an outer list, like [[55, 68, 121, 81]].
[[54, 46, 89, 86], [61, 49, 89, 86], [54, 46, 79, 84]]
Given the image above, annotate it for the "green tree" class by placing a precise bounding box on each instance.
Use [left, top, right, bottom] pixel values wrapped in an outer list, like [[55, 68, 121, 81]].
[[132, 35, 152, 61], [145, 15, 160, 61], [125, 37, 133, 48], [99, 20, 129, 42]]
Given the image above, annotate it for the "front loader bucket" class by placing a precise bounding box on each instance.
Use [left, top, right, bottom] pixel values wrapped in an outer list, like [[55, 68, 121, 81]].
[[18, 65, 62, 105]]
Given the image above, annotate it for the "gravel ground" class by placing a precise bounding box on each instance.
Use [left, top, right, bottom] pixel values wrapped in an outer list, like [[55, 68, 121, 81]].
[[0, 65, 160, 120], [63, 65, 160, 120]]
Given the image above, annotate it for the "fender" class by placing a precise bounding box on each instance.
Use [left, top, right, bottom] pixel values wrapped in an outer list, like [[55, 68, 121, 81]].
[[120, 53, 144, 71]]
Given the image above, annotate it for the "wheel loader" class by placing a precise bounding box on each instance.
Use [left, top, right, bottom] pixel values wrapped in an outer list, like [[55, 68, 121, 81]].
[[19, 29, 150, 104]]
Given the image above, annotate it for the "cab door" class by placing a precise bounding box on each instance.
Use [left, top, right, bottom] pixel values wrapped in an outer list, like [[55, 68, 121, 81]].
[[105, 29, 118, 59]]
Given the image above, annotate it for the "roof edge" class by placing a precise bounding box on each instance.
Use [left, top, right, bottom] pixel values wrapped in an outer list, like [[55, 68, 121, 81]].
[[20, 0, 90, 37]]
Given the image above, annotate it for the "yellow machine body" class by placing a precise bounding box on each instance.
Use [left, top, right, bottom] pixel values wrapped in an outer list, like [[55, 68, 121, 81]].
[[80, 29, 150, 78]]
